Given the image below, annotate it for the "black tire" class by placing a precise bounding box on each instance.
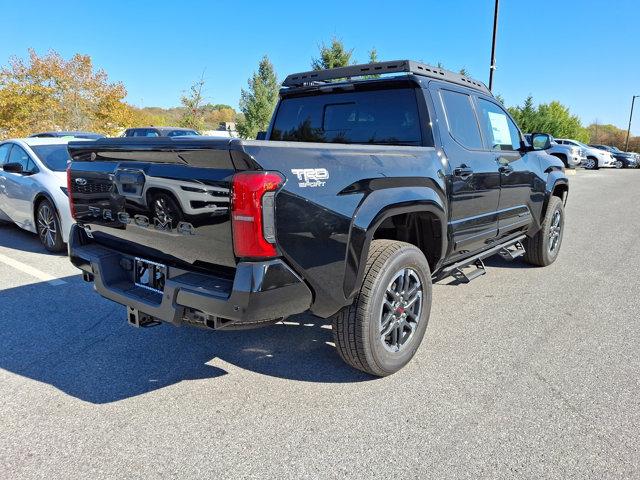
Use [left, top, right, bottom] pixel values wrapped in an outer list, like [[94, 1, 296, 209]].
[[332, 240, 432, 376], [584, 157, 597, 170], [523, 196, 564, 267], [150, 191, 184, 226], [36, 199, 65, 253]]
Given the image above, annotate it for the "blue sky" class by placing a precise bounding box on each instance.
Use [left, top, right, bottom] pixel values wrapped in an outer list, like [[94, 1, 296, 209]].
[[1, 0, 639, 133]]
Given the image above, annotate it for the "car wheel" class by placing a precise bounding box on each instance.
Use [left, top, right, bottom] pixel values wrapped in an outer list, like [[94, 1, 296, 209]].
[[583, 158, 595, 170], [151, 192, 183, 227], [332, 240, 432, 376], [614, 160, 623, 169], [36, 199, 65, 253], [523, 196, 564, 267]]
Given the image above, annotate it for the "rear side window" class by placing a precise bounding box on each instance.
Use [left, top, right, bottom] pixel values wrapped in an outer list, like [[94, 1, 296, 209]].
[[440, 90, 483, 149], [271, 88, 427, 146], [0, 143, 11, 164], [476, 98, 521, 151]]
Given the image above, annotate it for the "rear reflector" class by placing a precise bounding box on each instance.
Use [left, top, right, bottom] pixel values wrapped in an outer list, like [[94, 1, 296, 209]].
[[66, 165, 76, 219], [231, 171, 283, 258]]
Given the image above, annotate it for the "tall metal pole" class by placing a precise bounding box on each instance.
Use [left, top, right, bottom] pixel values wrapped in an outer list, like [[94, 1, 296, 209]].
[[488, 0, 500, 91], [625, 95, 638, 152]]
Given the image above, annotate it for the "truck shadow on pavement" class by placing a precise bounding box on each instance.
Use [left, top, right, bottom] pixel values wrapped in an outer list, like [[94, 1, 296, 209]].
[[0, 275, 371, 404]]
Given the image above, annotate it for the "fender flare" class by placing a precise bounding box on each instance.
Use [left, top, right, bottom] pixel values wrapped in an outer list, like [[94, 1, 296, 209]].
[[545, 173, 569, 203], [342, 185, 447, 299]]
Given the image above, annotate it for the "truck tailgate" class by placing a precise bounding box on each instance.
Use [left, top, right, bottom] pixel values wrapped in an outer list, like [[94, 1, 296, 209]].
[[67, 138, 239, 270]]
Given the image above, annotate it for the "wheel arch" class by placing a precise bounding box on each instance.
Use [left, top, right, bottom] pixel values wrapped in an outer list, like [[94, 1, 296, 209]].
[[32, 191, 59, 227], [542, 176, 569, 220], [343, 185, 447, 300]]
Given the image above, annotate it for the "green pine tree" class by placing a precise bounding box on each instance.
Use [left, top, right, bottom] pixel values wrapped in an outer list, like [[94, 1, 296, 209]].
[[311, 38, 354, 70], [237, 56, 279, 139]]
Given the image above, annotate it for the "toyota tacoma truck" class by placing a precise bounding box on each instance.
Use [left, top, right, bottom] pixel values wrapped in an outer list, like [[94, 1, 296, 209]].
[[66, 60, 568, 376]]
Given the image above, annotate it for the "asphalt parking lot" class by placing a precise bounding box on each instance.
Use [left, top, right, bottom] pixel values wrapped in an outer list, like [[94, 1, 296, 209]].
[[0, 168, 639, 479]]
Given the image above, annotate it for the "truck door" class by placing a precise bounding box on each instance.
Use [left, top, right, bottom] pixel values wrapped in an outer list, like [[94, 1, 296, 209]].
[[430, 84, 500, 256], [474, 96, 535, 238]]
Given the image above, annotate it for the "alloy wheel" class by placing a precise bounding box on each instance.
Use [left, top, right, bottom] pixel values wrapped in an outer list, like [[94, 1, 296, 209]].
[[37, 203, 57, 249], [548, 210, 562, 254], [614, 160, 623, 169], [154, 196, 175, 225], [380, 268, 423, 353], [584, 158, 596, 169]]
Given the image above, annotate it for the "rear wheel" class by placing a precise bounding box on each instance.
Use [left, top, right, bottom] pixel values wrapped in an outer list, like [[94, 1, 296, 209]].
[[332, 240, 432, 376], [36, 200, 64, 252], [614, 160, 624, 169], [523, 196, 564, 267]]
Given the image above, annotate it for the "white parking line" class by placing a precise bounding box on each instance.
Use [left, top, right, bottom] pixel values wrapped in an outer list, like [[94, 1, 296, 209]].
[[0, 252, 67, 286]]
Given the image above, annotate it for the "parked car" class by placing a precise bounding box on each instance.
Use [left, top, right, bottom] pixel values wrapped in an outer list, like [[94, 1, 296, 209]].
[[67, 60, 568, 376], [0, 138, 91, 251], [122, 127, 200, 137], [555, 139, 616, 170], [524, 134, 584, 168], [589, 144, 638, 168], [29, 131, 105, 140]]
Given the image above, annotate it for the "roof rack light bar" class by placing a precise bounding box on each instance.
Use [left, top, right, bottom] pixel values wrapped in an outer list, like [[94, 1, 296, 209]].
[[282, 59, 490, 94]]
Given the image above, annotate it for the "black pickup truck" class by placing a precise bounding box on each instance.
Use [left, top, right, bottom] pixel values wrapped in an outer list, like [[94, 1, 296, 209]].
[[67, 60, 568, 376]]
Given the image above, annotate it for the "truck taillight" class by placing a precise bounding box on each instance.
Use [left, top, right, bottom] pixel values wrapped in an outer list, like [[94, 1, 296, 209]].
[[231, 171, 284, 258], [66, 165, 76, 219]]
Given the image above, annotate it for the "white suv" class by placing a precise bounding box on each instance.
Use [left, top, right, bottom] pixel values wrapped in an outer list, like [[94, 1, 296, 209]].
[[524, 134, 584, 167]]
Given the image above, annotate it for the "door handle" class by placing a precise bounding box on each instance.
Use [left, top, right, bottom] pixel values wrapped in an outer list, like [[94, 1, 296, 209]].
[[453, 166, 474, 179]]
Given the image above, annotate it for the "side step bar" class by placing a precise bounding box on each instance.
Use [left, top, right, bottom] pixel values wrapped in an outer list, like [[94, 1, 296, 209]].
[[436, 234, 527, 283], [498, 241, 525, 260]]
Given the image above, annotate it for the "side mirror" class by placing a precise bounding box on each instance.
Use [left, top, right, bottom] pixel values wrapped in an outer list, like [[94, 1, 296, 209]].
[[530, 133, 551, 151], [256, 131, 267, 140], [2, 162, 24, 174]]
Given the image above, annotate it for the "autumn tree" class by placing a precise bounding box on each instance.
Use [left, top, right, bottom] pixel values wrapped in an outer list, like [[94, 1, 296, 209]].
[[178, 75, 206, 130], [0, 49, 139, 138], [237, 56, 278, 139]]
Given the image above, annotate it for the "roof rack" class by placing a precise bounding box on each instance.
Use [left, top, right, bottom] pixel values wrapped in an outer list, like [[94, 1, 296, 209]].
[[282, 59, 491, 94]]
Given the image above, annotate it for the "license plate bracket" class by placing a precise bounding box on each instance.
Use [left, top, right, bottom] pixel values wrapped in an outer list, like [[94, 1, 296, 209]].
[[134, 257, 167, 293]]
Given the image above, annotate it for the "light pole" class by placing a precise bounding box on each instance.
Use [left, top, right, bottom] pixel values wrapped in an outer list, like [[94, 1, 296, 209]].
[[625, 95, 639, 152], [488, 0, 500, 91]]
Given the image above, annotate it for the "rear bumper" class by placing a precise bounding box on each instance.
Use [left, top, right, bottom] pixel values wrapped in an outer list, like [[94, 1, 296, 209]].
[[68, 225, 312, 329]]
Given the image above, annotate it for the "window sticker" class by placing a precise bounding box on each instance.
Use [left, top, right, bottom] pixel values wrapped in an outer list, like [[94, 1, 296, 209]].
[[487, 111, 511, 146]]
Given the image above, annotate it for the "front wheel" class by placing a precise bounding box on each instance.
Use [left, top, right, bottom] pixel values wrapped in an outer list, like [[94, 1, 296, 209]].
[[150, 191, 184, 227], [36, 200, 65, 252], [523, 196, 564, 267], [332, 240, 432, 376], [583, 157, 597, 170]]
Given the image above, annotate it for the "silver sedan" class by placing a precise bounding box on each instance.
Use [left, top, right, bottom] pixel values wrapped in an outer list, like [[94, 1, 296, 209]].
[[0, 137, 90, 252]]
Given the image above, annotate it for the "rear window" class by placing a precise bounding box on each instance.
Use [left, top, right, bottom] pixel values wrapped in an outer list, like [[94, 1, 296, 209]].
[[270, 88, 427, 146], [31, 144, 71, 172]]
